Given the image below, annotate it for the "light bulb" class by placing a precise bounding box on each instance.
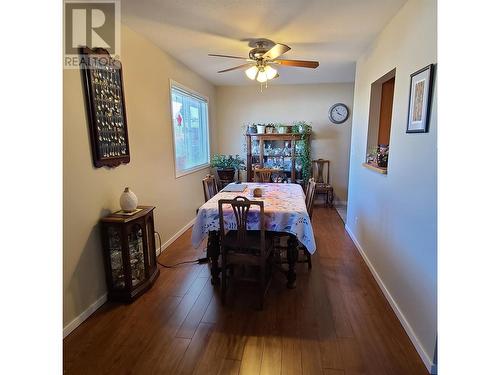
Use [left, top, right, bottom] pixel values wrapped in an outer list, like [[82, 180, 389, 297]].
[[245, 66, 258, 80], [256, 69, 268, 83], [264, 65, 278, 80]]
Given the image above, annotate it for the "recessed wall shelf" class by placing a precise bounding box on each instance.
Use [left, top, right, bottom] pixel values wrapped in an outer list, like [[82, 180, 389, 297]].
[[363, 163, 387, 174]]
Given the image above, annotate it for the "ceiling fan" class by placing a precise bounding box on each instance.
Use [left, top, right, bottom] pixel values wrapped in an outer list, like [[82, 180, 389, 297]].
[[208, 39, 319, 84]]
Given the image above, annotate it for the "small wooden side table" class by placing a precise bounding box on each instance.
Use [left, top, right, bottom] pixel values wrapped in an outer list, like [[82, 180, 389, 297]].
[[100, 206, 159, 302]]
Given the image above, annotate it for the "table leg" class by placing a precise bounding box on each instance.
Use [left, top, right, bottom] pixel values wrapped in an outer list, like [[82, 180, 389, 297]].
[[206, 230, 220, 285], [286, 236, 299, 289]]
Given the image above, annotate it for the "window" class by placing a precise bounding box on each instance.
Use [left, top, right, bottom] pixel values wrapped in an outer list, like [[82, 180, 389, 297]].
[[364, 69, 396, 173], [170, 82, 210, 177]]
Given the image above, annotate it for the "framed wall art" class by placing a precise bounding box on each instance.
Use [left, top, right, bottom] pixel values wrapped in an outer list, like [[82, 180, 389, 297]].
[[406, 64, 435, 133], [79, 47, 130, 167]]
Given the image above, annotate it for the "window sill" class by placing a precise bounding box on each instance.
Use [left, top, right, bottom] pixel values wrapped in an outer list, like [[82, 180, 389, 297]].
[[175, 163, 210, 178], [362, 163, 387, 174]]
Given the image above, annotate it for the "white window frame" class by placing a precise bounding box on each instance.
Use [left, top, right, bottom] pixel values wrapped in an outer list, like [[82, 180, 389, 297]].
[[169, 80, 211, 178]]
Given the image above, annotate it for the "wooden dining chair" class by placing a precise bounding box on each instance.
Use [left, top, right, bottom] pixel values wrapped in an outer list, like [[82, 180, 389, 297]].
[[312, 159, 335, 207], [254, 168, 276, 183], [202, 174, 218, 202], [218, 196, 274, 309]]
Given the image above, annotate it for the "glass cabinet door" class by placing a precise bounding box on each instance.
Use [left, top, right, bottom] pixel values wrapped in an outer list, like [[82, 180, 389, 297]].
[[107, 226, 125, 289], [262, 139, 293, 182], [128, 224, 146, 286]]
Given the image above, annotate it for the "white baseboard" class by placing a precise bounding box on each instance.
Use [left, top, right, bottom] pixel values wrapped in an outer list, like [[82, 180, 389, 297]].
[[344, 225, 437, 374], [63, 217, 196, 339], [156, 217, 196, 256], [63, 293, 107, 338]]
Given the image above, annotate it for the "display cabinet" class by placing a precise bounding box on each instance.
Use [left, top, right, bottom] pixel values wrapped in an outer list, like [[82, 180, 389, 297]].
[[100, 206, 159, 302], [246, 133, 310, 183]]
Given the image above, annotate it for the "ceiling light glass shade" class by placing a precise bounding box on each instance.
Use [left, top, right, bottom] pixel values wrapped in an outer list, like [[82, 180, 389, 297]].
[[245, 66, 258, 80], [264, 65, 278, 80], [256, 69, 268, 83]]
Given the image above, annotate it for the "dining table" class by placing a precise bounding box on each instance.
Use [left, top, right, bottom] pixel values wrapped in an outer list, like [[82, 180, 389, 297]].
[[191, 182, 316, 288]]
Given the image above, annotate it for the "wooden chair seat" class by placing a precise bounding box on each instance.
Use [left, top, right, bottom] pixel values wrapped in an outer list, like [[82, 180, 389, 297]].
[[224, 230, 274, 257]]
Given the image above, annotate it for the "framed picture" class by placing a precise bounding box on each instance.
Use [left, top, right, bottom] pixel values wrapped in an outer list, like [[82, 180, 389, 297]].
[[79, 47, 131, 168], [406, 64, 435, 133]]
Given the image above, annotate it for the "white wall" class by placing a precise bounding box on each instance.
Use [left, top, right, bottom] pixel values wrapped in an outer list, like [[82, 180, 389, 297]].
[[216, 84, 354, 202], [63, 25, 216, 331], [346, 0, 437, 372]]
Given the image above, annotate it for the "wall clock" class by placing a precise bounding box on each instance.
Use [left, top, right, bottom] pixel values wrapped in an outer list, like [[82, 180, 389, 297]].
[[329, 103, 349, 124]]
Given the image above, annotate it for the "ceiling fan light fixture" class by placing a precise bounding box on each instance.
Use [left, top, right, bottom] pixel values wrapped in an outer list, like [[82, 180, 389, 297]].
[[245, 66, 259, 80], [264, 65, 278, 80], [256, 69, 268, 83]]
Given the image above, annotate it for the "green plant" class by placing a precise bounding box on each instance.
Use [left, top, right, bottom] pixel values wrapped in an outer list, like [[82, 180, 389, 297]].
[[366, 146, 378, 164], [291, 121, 312, 134], [291, 121, 312, 181], [210, 154, 245, 170]]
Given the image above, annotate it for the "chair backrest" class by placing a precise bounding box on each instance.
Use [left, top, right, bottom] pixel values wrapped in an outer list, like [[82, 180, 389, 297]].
[[305, 178, 317, 219], [312, 159, 330, 185], [218, 196, 265, 254], [202, 174, 218, 202], [254, 168, 275, 183]]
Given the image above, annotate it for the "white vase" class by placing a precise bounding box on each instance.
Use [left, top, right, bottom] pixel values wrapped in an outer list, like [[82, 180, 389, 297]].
[[120, 187, 138, 212]]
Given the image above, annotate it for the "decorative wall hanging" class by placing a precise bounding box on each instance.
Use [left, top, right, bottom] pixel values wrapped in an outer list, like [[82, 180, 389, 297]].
[[80, 47, 131, 167], [406, 64, 435, 133]]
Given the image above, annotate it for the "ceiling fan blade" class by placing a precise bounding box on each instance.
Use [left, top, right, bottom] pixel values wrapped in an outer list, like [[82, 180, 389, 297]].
[[208, 53, 249, 60], [217, 63, 254, 73], [262, 43, 291, 60], [273, 59, 319, 68]]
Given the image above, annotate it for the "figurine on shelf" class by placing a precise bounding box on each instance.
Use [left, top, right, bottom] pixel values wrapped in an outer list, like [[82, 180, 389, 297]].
[[376, 145, 389, 168]]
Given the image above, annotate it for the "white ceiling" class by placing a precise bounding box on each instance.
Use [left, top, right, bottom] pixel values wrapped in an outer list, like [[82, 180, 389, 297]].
[[121, 0, 407, 86]]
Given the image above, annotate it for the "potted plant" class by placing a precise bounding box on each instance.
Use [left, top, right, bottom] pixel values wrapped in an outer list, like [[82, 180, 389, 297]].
[[210, 154, 245, 183], [247, 123, 257, 134], [256, 123, 267, 134], [292, 121, 312, 134], [366, 146, 378, 165], [276, 123, 290, 134]]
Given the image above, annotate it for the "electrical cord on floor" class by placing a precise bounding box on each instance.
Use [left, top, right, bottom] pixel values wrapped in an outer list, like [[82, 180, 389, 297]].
[[154, 231, 209, 268]]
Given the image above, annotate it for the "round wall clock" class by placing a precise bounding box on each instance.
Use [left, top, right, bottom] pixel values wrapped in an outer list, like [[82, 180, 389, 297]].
[[329, 103, 349, 124]]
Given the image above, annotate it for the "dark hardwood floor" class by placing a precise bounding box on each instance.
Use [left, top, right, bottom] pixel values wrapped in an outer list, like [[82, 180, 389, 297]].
[[63, 207, 428, 374]]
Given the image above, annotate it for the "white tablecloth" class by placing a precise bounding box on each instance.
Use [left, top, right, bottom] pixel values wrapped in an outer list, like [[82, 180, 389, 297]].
[[191, 183, 316, 254]]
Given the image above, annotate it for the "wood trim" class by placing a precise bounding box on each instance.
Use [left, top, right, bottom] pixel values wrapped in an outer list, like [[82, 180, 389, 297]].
[[362, 163, 387, 174], [156, 217, 197, 256], [245, 133, 303, 140], [344, 225, 436, 374], [63, 293, 108, 338]]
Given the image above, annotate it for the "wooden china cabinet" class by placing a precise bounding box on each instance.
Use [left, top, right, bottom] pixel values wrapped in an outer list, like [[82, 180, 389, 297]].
[[100, 206, 159, 302], [246, 133, 310, 183]]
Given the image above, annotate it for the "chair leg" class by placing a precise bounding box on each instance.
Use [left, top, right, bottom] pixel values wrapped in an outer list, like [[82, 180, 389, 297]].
[[221, 255, 227, 305], [306, 249, 312, 270], [259, 264, 265, 310]]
